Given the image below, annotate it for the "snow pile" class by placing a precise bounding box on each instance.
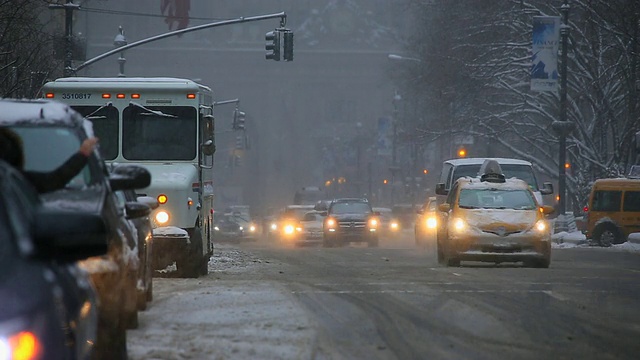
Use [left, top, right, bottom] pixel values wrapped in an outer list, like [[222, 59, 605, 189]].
[[551, 231, 587, 248], [208, 245, 266, 273]]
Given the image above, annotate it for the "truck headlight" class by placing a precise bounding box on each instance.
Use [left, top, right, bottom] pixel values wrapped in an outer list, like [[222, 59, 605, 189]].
[[283, 224, 295, 234], [155, 211, 170, 225]]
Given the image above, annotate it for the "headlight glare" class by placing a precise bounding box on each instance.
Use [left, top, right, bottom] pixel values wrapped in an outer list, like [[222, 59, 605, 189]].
[[155, 211, 169, 224], [452, 218, 466, 232], [535, 220, 547, 232], [426, 217, 437, 229]]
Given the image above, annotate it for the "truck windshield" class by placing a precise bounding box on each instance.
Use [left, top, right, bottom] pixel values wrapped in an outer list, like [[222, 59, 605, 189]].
[[72, 105, 119, 161], [122, 105, 197, 161]]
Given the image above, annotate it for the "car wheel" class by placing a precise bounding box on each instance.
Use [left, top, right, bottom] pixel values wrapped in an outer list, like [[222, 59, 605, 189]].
[[593, 223, 623, 247], [323, 236, 333, 248], [137, 289, 147, 311]]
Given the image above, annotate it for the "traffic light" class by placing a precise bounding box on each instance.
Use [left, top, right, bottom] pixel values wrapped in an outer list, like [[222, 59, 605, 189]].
[[282, 31, 294, 61], [235, 135, 243, 150], [265, 30, 280, 61], [232, 109, 246, 130], [457, 147, 467, 158]]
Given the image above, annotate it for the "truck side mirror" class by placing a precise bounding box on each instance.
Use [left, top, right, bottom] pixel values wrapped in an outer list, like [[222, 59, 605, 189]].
[[540, 182, 554, 195], [201, 139, 215, 156], [435, 183, 448, 195]]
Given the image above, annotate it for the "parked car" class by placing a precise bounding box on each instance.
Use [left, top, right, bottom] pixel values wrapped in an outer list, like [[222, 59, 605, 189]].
[[322, 198, 379, 247], [228, 212, 259, 241], [1, 99, 151, 358], [113, 163, 158, 311], [437, 160, 554, 268], [584, 176, 640, 246], [0, 159, 108, 359]]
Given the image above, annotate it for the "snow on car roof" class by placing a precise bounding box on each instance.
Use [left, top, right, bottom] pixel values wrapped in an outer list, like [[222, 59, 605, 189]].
[[0, 99, 81, 125], [458, 176, 530, 190], [0, 99, 94, 137], [444, 157, 532, 166]]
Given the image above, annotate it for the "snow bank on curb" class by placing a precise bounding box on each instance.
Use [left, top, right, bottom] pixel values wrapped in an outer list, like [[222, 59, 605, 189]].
[[551, 231, 587, 247]]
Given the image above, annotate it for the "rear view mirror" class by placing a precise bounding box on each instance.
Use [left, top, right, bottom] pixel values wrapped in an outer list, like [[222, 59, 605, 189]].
[[540, 182, 554, 195], [435, 183, 448, 195]]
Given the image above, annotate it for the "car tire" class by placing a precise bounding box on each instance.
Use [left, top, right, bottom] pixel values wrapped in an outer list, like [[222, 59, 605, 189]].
[[137, 290, 147, 311], [146, 277, 153, 302], [593, 223, 623, 247]]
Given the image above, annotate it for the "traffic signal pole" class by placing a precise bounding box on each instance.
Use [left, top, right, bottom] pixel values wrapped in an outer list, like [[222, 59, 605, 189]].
[[69, 12, 288, 75]]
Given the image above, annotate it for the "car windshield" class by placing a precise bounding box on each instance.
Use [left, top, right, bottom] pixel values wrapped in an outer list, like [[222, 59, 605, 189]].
[[11, 126, 91, 188], [453, 164, 539, 190], [122, 105, 197, 161], [458, 188, 536, 210], [330, 202, 372, 214]]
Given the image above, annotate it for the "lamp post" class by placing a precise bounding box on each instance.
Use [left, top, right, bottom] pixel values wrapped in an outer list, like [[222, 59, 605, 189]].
[[113, 26, 127, 77], [551, 0, 574, 229]]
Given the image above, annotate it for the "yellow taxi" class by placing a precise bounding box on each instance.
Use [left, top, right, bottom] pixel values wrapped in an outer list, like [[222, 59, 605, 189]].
[[437, 160, 555, 268], [584, 176, 640, 246]]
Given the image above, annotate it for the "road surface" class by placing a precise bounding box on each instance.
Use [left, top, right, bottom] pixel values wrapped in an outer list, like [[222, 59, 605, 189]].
[[128, 232, 640, 359]]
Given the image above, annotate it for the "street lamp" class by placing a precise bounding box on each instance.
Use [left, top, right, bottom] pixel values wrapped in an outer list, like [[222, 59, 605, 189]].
[[113, 26, 127, 77], [551, 0, 573, 230]]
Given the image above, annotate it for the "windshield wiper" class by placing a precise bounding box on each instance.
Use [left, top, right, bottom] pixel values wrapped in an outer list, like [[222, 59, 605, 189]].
[[84, 102, 113, 118], [130, 102, 177, 118]]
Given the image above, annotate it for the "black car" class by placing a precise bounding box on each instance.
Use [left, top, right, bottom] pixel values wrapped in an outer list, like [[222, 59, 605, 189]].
[[213, 213, 245, 242], [1, 99, 151, 358], [0, 160, 108, 359], [322, 198, 379, 247], [113, 165, 158, 311]]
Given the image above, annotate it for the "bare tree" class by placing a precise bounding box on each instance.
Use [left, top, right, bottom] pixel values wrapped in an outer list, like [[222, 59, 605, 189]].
[[397, 0, 640, 211], [0, 0, 61, 98]]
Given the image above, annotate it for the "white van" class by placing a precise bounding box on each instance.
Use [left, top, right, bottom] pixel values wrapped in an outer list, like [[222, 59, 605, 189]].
[[435, 158, 554, 205]]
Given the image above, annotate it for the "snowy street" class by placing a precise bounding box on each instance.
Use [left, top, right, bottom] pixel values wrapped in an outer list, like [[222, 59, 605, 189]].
[[128, 234, 640, 359]]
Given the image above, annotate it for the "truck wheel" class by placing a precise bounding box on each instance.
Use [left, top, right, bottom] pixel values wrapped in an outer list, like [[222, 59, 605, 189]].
[[593, 223, 623, 247], [177, 229, 203, 278]]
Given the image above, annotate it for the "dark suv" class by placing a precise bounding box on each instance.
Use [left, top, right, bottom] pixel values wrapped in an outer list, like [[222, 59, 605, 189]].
[[1, 99, 151, 359], [322, 198, 379, 247], [0, 159, 108, 359]]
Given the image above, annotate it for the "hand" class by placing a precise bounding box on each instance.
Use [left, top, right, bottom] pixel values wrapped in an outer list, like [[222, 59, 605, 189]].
[[79, 137, 99, 157]]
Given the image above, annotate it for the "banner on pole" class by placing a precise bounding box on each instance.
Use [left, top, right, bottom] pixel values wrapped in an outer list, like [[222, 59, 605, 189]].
[[531, 16, 561, 92], [377, 117, 392, 156]]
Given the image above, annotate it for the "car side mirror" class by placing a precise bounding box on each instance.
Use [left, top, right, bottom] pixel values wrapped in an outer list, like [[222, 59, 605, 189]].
[[125, 201, 151, 219], [137, 195, 159, 210], [541, 205, 555, 215], [438, 203, 451, 212], [374, 211, 381, 216], [111, 164, 151, 191], [540, 182, 554, 195], [435, 183, 448, 195], [416, 209, 424, 215]]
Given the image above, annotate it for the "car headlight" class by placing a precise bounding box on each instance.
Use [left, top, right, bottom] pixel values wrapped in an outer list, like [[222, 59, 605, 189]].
[[325, 218, 336, 229], [368, 218, 378, 228], [426, 217, 437, 229], [270, 223, 277, 231], [155, 211, 170, 225], [390, 222, 399, 230], [283, 224, 295, 234], [534, 220, 547, 232], [452, 218, 467, 233], [214, 226, 220, 231], [239, 226, 244, 231], [0, 316, 45, 360], [249, 225, 256, 232]]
